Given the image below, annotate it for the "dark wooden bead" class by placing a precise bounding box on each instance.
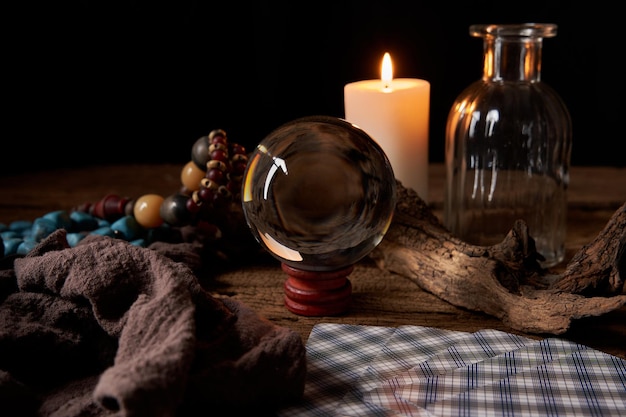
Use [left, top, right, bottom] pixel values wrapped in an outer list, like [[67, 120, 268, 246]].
[[159, 193, 191, 226], [209, 129, 227, 144], [200, 178, 218, 190], [206, 160, 227, 171], [191, 135, 210, 170]]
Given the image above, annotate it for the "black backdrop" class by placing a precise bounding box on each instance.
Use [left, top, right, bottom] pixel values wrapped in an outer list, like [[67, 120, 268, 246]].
[[4, 1, 622, 175]]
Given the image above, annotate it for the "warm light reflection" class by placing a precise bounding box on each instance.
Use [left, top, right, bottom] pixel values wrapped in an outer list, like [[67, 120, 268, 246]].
[[260, 232, 303, 262], [485, 48, 494, 80], [381, 52, 393, 92], [242, 153, 260, 202]]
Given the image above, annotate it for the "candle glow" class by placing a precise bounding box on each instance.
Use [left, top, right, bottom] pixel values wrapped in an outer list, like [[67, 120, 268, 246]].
[[382, 52, 393, 91]]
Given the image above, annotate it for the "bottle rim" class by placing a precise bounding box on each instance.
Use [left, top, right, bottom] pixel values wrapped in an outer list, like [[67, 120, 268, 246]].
[[470, 23, 557, 39]]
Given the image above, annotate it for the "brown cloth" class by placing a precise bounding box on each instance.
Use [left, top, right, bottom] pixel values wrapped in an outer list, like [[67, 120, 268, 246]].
[[0, 230, 306, 417]]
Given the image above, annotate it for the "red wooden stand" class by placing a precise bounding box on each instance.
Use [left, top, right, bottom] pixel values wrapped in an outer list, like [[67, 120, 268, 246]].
[[282, 263, 353, 316]]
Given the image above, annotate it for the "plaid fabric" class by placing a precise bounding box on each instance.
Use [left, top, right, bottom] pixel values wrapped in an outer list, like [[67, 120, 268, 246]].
[[278, 323, 396, 417], [277, 323, 626, 417]]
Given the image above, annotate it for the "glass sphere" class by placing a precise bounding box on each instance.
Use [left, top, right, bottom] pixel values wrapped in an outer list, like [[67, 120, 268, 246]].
[[241, 115, 397, 272]]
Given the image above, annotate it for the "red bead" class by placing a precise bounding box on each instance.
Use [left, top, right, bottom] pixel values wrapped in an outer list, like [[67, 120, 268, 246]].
[[210, 149, 228, 162], [197, 186, 214, 202], [206, 168, 224, 183], [212, 136, 227, 146], [185, 196, 202, 214], [195, 220, 222, 239], [231, 161, 247, 176], [231, 143, 246, 155], [93, 194, 130, 221]]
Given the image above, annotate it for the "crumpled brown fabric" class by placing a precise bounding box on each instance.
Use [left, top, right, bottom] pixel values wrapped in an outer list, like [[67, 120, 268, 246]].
[[0, 229, 306, 417]]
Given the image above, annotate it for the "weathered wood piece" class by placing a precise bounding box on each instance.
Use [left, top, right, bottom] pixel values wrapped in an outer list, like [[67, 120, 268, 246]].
[[370, 182, 626, 335]]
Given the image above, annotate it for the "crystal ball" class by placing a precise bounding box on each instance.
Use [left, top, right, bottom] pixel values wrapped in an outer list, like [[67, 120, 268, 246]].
[[241, 115, 397, 272]]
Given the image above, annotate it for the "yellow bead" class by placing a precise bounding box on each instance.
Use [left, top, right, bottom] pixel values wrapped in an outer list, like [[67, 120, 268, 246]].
[[181, 161, 205, 192], [133, 194, 165, 228]]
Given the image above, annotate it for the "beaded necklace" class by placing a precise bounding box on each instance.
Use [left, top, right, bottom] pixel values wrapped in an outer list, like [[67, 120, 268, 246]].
[[0, 129, 249, 258]]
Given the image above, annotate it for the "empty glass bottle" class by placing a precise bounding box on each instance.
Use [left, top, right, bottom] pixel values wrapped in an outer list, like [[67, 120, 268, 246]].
[[444, 23, 572, 268]]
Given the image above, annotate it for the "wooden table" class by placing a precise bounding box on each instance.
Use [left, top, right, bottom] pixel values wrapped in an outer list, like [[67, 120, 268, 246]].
[[1, 164, 625, 359]]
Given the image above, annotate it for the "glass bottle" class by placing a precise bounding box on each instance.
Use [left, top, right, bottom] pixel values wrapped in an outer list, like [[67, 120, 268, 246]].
[[444, 23, 572, 268]]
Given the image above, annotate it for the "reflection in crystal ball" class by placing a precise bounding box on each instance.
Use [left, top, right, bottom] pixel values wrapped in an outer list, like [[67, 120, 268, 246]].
[[241, 115, 397, 272]]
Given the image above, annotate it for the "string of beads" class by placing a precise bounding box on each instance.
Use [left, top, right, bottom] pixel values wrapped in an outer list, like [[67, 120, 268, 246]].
[[0, 129, 249, 258]]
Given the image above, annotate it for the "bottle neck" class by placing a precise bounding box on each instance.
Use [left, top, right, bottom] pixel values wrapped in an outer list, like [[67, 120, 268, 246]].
[[483, 36, 543, 82]]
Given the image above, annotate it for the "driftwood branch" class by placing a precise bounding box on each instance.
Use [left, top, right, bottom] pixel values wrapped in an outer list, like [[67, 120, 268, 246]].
[[370, 182, 626, 335]]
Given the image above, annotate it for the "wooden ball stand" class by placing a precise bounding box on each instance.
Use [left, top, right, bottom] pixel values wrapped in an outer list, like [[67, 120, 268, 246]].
[[282, 263, 353, 316]]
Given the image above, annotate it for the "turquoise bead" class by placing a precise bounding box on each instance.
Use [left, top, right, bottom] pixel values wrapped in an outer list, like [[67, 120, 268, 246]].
[[90, 226, 116, 238], [32, 217, 58, 241], [96, 218, 110, 227], [17, 239, 38, 255], [3, 238, 22, 256], [129, 238, 147, 247], [145, 224, 171, 244], [69, 211, 99, 231], [110, 215, 142, 241], [42, 210, 73, 230], [9, 220, 32, 232], [66, 232, 88, 247], [1, 230, 20, 240], [1, 206, 164, 258]]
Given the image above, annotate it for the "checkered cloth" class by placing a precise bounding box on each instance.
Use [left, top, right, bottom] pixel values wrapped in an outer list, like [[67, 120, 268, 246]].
[[277, 323, 626, 417]]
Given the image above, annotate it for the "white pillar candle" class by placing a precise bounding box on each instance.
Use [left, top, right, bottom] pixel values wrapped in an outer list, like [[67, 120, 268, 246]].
[[344, 53, 430, 201]]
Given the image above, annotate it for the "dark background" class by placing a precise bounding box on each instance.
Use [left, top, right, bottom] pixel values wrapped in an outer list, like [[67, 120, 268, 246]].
[[4, 1, 622, 175]]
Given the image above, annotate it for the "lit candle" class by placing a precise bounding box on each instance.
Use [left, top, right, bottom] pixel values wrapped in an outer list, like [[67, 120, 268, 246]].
[[344, 52, 430, 201]]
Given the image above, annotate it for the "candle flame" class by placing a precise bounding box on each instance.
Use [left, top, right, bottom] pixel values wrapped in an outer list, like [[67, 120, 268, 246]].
[[381, 52, 393, 91]]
